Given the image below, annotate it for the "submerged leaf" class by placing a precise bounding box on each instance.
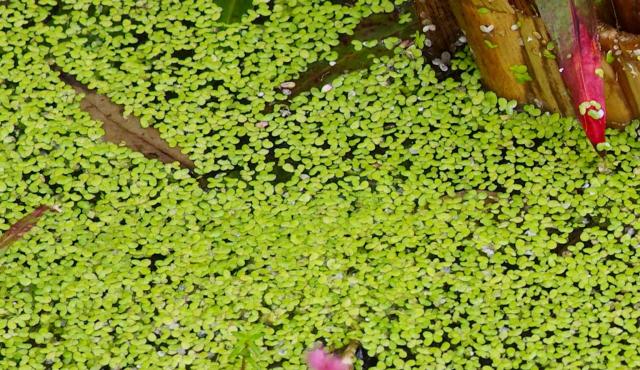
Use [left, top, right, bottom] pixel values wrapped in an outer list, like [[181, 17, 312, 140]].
[[278, 8, 419, 102], [218, 0, 253, 23], [51, 65, 196, 169], [0, 206, 52, 249]]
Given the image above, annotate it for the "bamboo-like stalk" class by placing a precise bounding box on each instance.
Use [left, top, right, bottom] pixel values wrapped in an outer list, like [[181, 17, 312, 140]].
[[598, 22, 640, 127], [611, 0, 640, 34], [446, 0, 640, 128], [447, 0, 573, 115], [414, 0, 460, 54]]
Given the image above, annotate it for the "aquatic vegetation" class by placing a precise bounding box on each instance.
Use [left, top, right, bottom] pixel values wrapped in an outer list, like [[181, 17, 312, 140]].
[[1, 0, 640, 369]]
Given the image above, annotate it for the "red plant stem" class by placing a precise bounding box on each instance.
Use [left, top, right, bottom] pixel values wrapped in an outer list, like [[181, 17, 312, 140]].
[[559, 2, 607, 146]]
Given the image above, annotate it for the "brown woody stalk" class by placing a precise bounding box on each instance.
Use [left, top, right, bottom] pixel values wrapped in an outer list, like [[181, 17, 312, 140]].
[[446, 0, 640, 127]]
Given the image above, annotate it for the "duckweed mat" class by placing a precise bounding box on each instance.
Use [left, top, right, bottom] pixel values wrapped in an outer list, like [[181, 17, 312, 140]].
[[1, 0, 640, 369]]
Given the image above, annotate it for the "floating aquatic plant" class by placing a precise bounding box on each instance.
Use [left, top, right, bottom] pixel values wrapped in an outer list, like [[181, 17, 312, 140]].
[[1, 1, 640, 369]]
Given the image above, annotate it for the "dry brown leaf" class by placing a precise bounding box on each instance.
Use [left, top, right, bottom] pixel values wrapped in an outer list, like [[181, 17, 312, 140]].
[[52, 65, 195, 169]]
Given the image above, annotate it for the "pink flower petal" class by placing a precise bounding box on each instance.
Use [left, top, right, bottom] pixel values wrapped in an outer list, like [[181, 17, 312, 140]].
[[307, 349, 328, 369], [306, 348, 350, 370]]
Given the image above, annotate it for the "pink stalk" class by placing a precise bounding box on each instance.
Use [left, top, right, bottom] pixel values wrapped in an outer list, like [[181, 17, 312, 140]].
[[537, 0, 607, 148]]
